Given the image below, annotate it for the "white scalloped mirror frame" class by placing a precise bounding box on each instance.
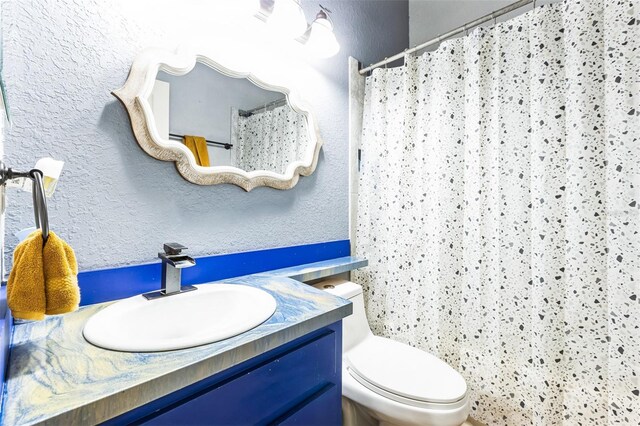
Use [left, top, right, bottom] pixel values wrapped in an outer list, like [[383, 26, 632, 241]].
[[112, 46, 323, 191]]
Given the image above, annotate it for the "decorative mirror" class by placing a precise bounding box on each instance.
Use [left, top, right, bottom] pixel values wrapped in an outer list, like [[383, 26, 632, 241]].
[[113, 47, 322, 191]]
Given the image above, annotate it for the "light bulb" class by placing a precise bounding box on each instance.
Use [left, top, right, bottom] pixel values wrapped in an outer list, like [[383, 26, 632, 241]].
[[267, 0, 308, 39], [238, 0, 262, 17], [306, 11, 340, 58]]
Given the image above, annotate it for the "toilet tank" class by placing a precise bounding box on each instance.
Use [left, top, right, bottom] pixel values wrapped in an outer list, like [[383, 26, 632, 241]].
[[313, 278, 373, 352]]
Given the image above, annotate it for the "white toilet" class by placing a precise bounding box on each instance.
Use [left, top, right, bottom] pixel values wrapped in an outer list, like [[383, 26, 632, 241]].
[[314, 278, 470, 426]]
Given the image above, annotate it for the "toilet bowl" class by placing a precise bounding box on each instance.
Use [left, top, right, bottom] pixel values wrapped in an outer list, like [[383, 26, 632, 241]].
[[314, 278, 469, 426]]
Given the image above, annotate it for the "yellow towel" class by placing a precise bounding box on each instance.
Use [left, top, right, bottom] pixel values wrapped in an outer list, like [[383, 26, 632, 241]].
[[7, 230, 80, 320], [184, 135, 211, 167], [43, 231, 80, 315], [7, 231, 45, 320]]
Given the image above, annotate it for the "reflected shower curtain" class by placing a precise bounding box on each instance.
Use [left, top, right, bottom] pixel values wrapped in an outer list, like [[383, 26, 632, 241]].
[[232, 104, 309, 174], [354, 0, 639, 424]]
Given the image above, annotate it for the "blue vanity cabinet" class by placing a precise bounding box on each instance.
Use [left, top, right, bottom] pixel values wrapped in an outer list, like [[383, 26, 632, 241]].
[[107, 322, 342, 426]]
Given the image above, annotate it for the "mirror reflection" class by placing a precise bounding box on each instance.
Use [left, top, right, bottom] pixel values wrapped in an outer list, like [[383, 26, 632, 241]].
[[148, 63, 311, 175]]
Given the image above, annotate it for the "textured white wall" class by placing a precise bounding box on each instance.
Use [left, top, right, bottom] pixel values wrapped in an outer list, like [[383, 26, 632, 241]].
[[1, 0, 408, 270]]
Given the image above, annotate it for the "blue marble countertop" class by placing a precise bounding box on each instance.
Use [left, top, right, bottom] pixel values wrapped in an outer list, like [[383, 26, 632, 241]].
[[3, 256, 364, 425]]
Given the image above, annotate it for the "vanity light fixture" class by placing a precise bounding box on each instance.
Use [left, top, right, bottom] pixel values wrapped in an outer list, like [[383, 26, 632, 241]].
[[266, 0, 308, 39], [256, 1, 340, 58], [305, 6, 340, 58]]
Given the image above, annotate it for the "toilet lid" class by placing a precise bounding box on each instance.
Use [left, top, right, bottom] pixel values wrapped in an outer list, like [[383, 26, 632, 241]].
[[345, 336, 467, 404]]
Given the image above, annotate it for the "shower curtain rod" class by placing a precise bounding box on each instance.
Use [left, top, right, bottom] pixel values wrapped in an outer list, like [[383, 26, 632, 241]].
[[359, 0, 535, 75], [168, 133, 232, 150], [239, 97, 287, 117]]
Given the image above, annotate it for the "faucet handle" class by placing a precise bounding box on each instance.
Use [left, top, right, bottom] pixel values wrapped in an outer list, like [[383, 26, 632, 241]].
[[163, 242, 187, 255]]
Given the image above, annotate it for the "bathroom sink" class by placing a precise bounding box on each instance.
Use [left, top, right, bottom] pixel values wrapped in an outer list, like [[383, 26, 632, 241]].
[[83, 284, 277, 352]]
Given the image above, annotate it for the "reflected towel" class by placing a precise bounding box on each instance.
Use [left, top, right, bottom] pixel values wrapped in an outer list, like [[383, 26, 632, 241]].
[[184, 135, 211, 167], [7, 230, 80, 320]]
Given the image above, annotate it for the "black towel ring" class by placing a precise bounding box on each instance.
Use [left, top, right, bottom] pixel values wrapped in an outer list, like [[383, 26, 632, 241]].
[[0, 162, 50, 244], [29, 170, 49, 244]]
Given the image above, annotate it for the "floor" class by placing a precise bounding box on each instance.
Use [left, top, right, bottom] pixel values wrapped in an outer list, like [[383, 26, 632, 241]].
[[463, 417, 486, 426]]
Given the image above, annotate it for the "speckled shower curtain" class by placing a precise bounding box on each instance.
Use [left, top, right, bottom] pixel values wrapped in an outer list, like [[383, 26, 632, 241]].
[[354, 0, 639, 424], [232, 104, 309, 174]]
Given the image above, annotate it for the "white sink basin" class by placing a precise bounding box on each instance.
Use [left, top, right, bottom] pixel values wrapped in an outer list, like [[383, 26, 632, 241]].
[[83, 284, 277, 352]]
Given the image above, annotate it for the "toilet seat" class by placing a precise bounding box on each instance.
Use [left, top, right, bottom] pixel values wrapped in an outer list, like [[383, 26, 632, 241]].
[[345, 336, 467, 409]]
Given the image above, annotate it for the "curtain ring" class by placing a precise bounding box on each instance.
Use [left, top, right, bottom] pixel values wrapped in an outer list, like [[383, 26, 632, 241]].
[[384, 58, 388, 69]]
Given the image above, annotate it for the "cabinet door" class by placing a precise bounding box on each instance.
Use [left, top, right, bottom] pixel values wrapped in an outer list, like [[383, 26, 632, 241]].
[[137, 328, 340, 425]]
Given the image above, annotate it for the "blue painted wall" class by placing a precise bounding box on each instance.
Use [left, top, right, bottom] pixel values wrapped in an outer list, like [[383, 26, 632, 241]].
[[79, 240, 350, 305], [2, 0, 409, 273]]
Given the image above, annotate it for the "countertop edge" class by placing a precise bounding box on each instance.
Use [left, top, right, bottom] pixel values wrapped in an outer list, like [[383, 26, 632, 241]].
[[286, 259, 369, 282]]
